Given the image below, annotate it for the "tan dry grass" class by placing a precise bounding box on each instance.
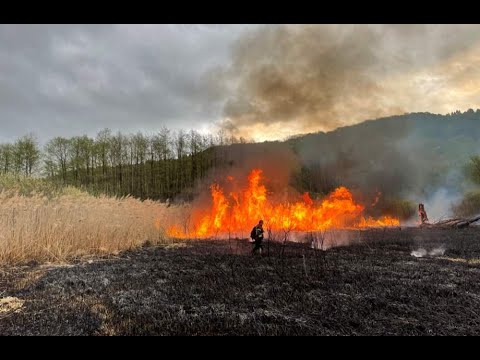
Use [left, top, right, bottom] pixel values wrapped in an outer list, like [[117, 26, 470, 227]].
[[438, 256, 480, 265], [0, 297, 25, 314], [0, 191, 172, 265]]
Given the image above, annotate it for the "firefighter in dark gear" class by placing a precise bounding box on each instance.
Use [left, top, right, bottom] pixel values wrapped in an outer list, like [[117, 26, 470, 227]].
[[419, 203, 429, 224], [250, 220, 265, 255]]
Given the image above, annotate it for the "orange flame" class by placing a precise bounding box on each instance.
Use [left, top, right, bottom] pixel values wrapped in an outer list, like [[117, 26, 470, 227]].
[[167, 169, 400, 238]]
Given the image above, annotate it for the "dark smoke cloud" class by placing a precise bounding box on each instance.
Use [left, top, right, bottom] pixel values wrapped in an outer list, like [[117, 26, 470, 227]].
[[212, 24, 480, 140], [220, 25, 383, 130]]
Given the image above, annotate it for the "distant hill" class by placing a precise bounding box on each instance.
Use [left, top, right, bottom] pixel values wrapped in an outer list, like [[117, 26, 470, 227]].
[[219, 110, 480, 202]]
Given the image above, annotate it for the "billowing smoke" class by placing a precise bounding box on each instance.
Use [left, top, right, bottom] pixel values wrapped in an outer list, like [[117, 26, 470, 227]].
[[423, 188, 463, 222], [216, 24, 403, 137], [208, 24, 480, 141]]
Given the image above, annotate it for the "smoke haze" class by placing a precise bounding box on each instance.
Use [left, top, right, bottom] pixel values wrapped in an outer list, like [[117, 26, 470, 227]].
[[210, 24, 480, 141]]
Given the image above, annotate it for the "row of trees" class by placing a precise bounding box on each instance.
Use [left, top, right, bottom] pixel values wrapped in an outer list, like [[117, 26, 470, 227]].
[[446, 109, 480, 117], [0, 134, 40, 177], [0, 129, 248, 200]]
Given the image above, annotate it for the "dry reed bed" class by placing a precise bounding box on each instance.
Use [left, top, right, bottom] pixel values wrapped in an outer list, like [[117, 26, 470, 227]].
[[0, 191, 172, 264]]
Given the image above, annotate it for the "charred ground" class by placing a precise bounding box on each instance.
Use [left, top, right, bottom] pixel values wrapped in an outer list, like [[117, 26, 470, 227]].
[[1, 227, 480, 335]]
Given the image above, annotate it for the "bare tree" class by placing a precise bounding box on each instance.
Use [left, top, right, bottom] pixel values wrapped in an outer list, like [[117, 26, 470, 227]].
[[0, 144, 13, 174], [45, 137, 70, 183]]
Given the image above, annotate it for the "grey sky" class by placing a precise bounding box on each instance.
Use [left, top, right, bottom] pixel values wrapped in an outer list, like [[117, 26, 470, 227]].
[[1, 24, 480, 144], [0, 24, 254, 143]]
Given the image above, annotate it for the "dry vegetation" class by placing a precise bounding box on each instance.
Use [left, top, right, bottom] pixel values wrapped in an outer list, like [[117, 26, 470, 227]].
[[0, 186, 172, 265], [453, 191, 480, 218]]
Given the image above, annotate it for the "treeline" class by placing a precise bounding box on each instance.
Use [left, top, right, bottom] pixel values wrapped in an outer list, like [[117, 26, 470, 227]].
[[2, 109, 480, 204], [0, 129, 249, 200], [0, 134, 40, 177]]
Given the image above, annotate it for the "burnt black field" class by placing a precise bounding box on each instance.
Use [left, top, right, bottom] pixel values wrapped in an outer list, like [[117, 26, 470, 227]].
[[1, 227, 480, 336]]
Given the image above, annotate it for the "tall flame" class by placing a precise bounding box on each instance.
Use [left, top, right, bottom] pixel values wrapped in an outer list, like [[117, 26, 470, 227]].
[[167, 169, 399, 238]]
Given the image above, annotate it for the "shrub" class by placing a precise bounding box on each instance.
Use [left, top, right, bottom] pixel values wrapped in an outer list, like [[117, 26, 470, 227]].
[[466, 156, 480, 185], [373, 198, 416, 221], [452, 191, 480, 217]]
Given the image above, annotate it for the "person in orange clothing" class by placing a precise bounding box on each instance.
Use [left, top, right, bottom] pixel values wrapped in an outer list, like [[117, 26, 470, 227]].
[[419, 203, 429, 224]]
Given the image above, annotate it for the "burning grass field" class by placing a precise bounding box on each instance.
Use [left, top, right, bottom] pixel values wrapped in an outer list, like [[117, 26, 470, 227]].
[[1, 227, 480, 335]]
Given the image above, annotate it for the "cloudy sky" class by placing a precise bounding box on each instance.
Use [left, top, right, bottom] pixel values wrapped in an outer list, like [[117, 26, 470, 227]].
[[1, 24, 479, 144]]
